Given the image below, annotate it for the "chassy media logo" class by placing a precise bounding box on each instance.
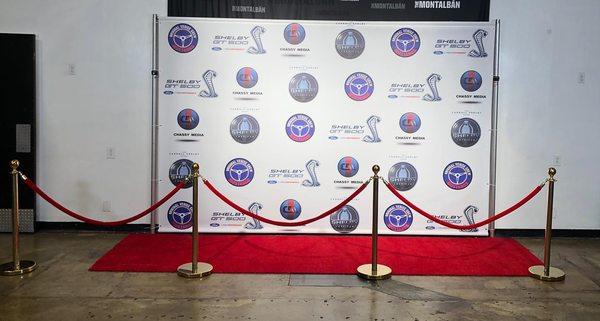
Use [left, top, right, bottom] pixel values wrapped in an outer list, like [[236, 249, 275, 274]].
[[337, 156, 359, 178], [167, 201, 193, 230], [289, 73, 318, 102], [451, 118, 481, 147], [399, 112, 421, 134], [345, 72, 374, 101], [168, 23, 198, 53], [230, 114, 259, 144], [384, 204, 413, 232], [286, 114, 315, 142], [388, 162, 418, 191], [280, 199, 301, 220], [330, 205, 360, 233], [443, 161, 473, 190], [169, 159, 194, 188], [236, 67, 258, 89], [224, 158, 255, 187], [335, 29, 365, 59], [460, 70, 482, 92], [390, 28, 420, 57], [177, 109, 199, 130], [284, 23, 306, 45]]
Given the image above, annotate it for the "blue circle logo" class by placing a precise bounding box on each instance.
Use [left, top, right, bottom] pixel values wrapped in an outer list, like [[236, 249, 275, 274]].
[[224, 158, 255, 187], [286, 114, 315, 142], [289, 73, 319, 102], [168, 24, 198, 53], [167, 201, 193, 230], [443, 161, 473, 190], [177, 109, 199, 130], [460, 70, 482, 92], [399, 112, 421, 134], [236, 67, 258, 89], [390, 28, 420, 57], [330, 205, 359, 233], [169, 159, 194, 189], [280, 199, 301, 220], [345, 72, 374, 101], [384, 204, 413, 232], [388, 162, 418, 191], [337, 156, 359, 177], [284, 23, 306, 45]]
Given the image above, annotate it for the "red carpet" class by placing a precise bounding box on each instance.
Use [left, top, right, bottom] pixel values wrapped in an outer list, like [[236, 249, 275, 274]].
[[90, 234, 541, 276]]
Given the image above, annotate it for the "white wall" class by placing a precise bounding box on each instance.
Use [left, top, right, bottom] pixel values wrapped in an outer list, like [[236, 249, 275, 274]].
[[0, 0, 597, 229], [0, 0, 166, 223]]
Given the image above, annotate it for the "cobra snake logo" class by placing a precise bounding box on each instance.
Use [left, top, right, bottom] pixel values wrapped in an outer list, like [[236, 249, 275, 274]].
[[198, 70, 218, 98], [302, 159, 320, 187], [468, 29, 488, 58], [244, 202, 264, 230], [461, 205, 479, 232], [247, 26, 267, 54], [362, 115, 381, 143], [422, 73, 442, 101]]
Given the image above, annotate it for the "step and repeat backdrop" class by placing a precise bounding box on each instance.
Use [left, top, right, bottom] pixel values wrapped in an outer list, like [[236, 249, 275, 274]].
[[157, 17, 495, 235]]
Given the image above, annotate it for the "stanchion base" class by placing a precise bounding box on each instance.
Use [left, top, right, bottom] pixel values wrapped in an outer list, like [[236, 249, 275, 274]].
[[357, 264, 392, 280], [177, 262, 213, 278], [0, 260, 37, 276], [528, 265, 565, 282]]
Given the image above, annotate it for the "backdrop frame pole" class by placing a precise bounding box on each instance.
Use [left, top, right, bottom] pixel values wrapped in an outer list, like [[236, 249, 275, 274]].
[[488, 19, 501, 237], [150, 14, 159, 233]]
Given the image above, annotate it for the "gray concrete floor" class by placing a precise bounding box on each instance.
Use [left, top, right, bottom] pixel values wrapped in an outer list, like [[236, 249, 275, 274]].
[[0, 232, 599, 321]]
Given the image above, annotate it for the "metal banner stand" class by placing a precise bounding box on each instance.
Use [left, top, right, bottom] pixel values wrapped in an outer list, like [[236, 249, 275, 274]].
[[528, 168, 566, 281], [150, 13, 159, 233], [357, 165, 392, 280], [1, 160, 37, 276], [177, 163, 213, 278], [488, 19, 501, 237]]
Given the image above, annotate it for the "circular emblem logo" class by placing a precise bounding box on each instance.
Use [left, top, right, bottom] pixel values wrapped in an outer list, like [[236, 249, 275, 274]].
[[224, 158, 255, 187], [388, 162, 418, 191], [236, 67, 258, 89], [284, 23, 306, 45], [289, 73, 319, 102], [168, 23, 198, 53], [285, 114, 315, 142], [451, 118, 481, 147], [177, 109, 199, 130], [330, 205, 359, 233], [460, 70, 482, 92], [384, 204, 413, 232], [230, 114, 260, 144], [335, 29, 365, 59], [390, 28, 420, 57], [399, 112, 421, 134], [337, 156, 359, 177], [280, 199, 301, 220], [345, 72, 374, 101], [167, 201, 193, 230], [169, 159, 194, 188], [443, 161, 473, 190]]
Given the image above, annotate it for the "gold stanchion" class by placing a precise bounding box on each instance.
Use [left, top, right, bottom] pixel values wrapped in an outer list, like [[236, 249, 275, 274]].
[[528, 167, 565, 281], [357, 165, 392, 280], [177, 163, 213, 278], [1, 160, 37, 276]]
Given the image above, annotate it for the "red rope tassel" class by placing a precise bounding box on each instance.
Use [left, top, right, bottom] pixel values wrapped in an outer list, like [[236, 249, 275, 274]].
[[384, 181, 544, 230], [23, 177, 184, 227], [203, 179, 370, 227]]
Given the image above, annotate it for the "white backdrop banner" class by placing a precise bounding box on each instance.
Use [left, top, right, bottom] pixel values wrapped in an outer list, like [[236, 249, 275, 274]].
[[156, 17, 495, 235]]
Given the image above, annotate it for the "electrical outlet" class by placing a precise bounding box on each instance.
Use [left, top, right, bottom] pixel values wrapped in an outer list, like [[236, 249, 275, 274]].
[[578, 72, 585, 84], [552, 155, 561, 167], [67, 63, 76, 76], [102, 201, 111, 212], [106, 147, 116, 159]]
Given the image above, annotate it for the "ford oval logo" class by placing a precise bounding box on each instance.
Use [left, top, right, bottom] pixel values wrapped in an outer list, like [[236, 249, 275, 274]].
[[426, 226, 435, 230], [210, 223, 220, 227], [163, 91, 174, 95], [328, 136, 339, 140], [267, 180, 277, 184], [388, 95, 398, 99], [433, 51, 443, 55], [211, 47, 222, 51]]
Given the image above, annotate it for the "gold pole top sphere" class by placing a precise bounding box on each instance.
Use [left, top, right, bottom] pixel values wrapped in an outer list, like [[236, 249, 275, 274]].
[[372, 165, 380, 175], [192, 163, 200, 171], [548, 167, 556, 177], [10, 159, 19, 170]]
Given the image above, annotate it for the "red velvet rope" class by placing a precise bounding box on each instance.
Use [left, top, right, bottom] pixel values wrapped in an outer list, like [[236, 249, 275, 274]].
[[203, 179, 370, 227], [23, 176, 185, 227], [383, 180, 544, 230]]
